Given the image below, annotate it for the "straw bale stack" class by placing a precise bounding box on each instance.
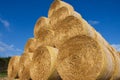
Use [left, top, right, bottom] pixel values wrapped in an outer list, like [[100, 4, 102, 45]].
[[18, 53, 33, 80], [8, 56, 20, 80], [56, 35, 114, 80], [30, 46, 58, 80], [8, 0, 120, 80], [24, 38, 37, 53]]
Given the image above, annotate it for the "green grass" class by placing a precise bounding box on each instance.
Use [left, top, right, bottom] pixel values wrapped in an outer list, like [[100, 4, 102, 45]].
[[0, 71, 7, 77]]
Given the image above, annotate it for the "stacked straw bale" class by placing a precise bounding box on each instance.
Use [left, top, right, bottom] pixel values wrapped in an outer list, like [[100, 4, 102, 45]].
[[57, 36, 114, 80], [48, 0, 74, 22], [35, 26, 54, 47], [34, 17, 55, 47], [34, 17, 49, 38], [18, 53, 33, 80], [24, 38, 37, 53], [30, 46, 58, 80], [8, 56, 20, 80]]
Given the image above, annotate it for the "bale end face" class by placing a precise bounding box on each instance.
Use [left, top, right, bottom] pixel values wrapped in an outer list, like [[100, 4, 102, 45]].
[[57, 36, 114, 80], [24, 38, 37, 53], [30, 46, 58, 80], [18, 53, 33, 80]]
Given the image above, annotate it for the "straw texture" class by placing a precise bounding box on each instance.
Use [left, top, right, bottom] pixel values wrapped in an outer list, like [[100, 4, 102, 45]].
[[34, 17, 49, 38], [48, 0, 74, 18], [57, 35, 114, 80], [18, 53, 33, 80], [24, 38, 37, 53], [109, 47, 120, 80], [52, 13, 87, 48], [118, 52, 120, 57], [8, 56, 20, 80], [35, 27, 55, 47], [30, 46, 58, 80], [51, 10, 110, 48], [49, 6, 73, 26], [33, 16, 54, 47], [48, 70, 62, 80]]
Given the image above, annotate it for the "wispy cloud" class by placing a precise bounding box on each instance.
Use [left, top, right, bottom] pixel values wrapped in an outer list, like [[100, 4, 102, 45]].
[[0, 46, 5, 52], [0, 17, 10, 31], [0, 41, 23, 57], [88, 20, 100, 25], [111, 44, 120, 51]]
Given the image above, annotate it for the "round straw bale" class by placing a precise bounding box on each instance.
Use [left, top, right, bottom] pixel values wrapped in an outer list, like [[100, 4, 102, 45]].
[[30, 46, 58, 80], [18, 53, 33, 80], [48, 0, 74, 18], [108, 47, 120, 80], [34, 17, 49, 38], [49, 6, 73, 26], [24, 38, 37, 53], [35, 27, 55, 47], [57, 35, 114, 80], [8, 56, 20, 80]]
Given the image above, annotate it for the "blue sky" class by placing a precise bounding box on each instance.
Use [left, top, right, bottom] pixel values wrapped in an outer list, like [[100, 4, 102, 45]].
[[0, 0, 120, 57]]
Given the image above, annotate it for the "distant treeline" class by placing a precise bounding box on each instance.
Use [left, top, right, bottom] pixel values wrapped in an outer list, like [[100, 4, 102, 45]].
[[0, 57, 11, 73]]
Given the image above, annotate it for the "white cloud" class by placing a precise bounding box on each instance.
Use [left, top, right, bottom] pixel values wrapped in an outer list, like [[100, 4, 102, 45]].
[[0, 46, 5, 52], [88, 20, 100, 25], [16, 48, 23, 52], [0, 17, 10, 31], [111, 44, 120, 51], [0, 41, 23, 57]]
